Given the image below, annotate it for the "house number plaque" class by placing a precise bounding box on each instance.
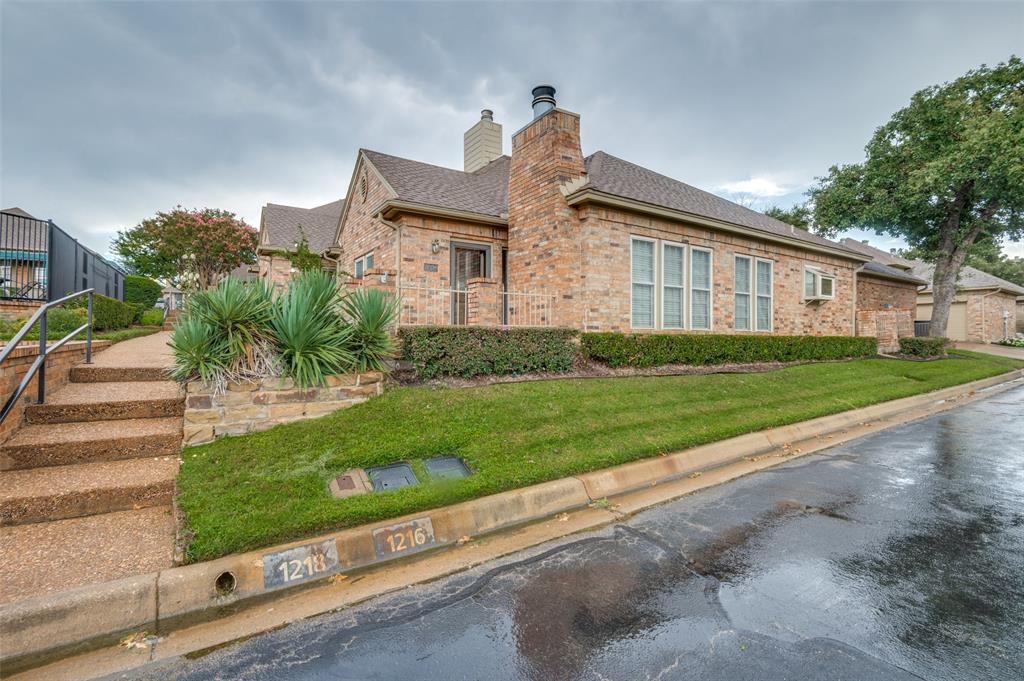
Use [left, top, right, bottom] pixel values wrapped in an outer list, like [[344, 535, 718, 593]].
[[263, 539, 341, 589], [372, 517, 436, 559]]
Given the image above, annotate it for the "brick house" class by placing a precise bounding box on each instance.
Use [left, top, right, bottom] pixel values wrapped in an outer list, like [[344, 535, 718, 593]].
[[331, 86, 930, 344], [910, 262, 1023, 342], [256, 199, 345, 288]]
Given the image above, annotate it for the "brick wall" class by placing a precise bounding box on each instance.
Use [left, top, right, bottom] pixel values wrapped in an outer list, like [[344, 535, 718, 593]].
[[182, 372, 384, 446], [576, 205, 858, 335], [0, 340, 111, 442], [258, 253, 294, 290], [338, 157, 398, 278], [967, 291, 1017, 342], [0, 300, 42, 320], [855, 275, 918, 352], [507, 109, 587, 328], [395, 217, 507, 290]]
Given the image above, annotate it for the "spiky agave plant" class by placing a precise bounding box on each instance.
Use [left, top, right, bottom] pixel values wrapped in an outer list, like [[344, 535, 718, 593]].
[[270, 271, 355, 387], [186, 278, 276, 378], [340, 287, 399, 373], [167, 316, 234, 392]]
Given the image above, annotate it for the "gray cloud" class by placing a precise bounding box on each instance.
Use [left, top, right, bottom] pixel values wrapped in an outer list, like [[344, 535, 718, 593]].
[[2, 1, 1022, 257]]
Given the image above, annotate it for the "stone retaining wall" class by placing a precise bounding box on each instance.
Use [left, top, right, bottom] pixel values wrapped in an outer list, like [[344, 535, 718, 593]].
[[183, 372, 384, 446], [0, 340, 112, 442]]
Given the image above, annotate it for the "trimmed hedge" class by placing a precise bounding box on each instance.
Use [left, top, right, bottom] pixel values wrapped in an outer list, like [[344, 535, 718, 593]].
[[581, 332, 878, 368], [140, 308, 165, 326], [399, 326, 579, 379], [66, 293, 135, 330], [898, 336, 949, 358], [124, 275, 163, 309]]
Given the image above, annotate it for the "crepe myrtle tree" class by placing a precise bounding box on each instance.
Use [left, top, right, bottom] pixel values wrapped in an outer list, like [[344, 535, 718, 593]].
[[811, 56, 1024, 338], [114, 206, 258, 290]]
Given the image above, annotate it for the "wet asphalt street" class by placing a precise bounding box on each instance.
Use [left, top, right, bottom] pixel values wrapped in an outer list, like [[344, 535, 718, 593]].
[[121, 384, 1024, 681]]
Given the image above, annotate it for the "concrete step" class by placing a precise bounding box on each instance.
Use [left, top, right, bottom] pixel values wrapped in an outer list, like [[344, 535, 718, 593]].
[[0, 505, 175, 604], [25, 381, 184, 424], [0, 417, 182, 471], [70, 364, 170, 383], [0, 456, 179, 525]]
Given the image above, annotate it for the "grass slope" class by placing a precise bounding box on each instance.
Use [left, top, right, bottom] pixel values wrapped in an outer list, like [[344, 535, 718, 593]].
[[178, 351, 1022, 561]]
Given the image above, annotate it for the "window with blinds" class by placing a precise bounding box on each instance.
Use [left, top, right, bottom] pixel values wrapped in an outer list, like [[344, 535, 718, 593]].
[[662, 243, 685, 329], [690, 248, 712, 330], [755, 259, 773, 331], [631, 238, 655, 328], [734, 256, 751, 330]]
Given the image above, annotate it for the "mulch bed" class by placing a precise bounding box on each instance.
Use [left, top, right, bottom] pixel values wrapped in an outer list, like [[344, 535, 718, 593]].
[[392, 356, 865, 389]]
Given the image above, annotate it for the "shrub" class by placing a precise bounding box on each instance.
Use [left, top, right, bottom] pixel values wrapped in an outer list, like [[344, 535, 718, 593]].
[[997, 337, 1024, 348], [341, 287, 399, 373], [140, 308, 165, 326], [399, 326, 579, 379], [66, 293, 135, 330], [898, 336, 950, 358], [124, 275, 163, 309], [185, 278, 275, 378], [581, 333, 878, 368], [270, 271, 353, 387], [168, 317, 234, 388]]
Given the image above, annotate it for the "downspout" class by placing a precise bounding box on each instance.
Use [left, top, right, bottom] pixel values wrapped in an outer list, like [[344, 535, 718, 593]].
[[377, 212, 402, 287]]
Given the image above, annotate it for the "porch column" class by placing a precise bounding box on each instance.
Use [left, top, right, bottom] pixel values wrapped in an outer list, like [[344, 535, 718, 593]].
[[467, 277, 501, 327]]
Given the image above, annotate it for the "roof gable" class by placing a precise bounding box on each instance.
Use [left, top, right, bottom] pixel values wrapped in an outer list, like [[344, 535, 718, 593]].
[[911, 261, 1024, 295], [259, 200, 345, 254]]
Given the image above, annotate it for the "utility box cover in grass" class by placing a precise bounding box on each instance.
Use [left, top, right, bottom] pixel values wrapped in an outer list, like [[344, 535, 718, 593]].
[[367, 463, 419, 491]]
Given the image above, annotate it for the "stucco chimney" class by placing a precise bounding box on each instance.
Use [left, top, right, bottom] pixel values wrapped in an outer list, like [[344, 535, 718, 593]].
[[463, 109, 503, 173]]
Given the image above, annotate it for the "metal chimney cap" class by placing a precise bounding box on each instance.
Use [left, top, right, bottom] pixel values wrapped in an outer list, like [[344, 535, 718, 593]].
[[480, 109, 494, 121], [531, 84, 556, 118]]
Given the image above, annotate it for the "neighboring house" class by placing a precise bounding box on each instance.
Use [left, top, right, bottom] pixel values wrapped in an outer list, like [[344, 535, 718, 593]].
[[838, 239, 928, 352], [910, 262, 1023, 342], [256, 200, 344, 287], [335, 87, 902, 339], [0, 207, 125, 318]]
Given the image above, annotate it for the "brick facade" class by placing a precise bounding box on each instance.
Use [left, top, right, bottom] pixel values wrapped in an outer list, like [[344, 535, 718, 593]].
[[854, 275, 918, 352], [338, 158, 398, 279], [576, 205, 857, 335], [507, 109, 587, 328], [968, 290, 1017, 342], [257, 253, 295, 290]]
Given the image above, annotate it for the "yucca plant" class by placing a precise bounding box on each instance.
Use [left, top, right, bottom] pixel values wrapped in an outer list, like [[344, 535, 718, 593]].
[[270, 271, 355, 387], [186, 278, 276, 377], [167, 317, 234, 391], [341, 287, 399, 373]]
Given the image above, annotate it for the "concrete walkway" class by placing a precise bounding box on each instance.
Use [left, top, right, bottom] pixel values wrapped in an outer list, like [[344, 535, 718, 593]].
[[954, 341, 1024, 359], [0, 330, 182, 604]]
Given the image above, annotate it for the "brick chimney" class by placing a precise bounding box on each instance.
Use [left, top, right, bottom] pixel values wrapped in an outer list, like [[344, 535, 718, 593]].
[[464, 109, 503, 172], [507, 85, 586, 327]]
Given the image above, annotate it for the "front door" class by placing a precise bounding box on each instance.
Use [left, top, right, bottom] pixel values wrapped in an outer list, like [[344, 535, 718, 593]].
[[452, 244, 488, 324]]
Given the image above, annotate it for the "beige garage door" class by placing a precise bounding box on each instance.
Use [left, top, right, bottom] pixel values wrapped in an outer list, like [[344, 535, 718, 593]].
[[917, 301, 968, 340], [947, 302, 968, 341]]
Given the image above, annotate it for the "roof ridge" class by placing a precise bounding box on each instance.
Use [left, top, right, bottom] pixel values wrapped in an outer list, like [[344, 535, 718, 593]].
[[362, 148, 474, 177]]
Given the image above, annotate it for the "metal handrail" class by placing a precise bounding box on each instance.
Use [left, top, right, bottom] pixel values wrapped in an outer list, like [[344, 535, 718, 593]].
[[0, 289, 94, 424]]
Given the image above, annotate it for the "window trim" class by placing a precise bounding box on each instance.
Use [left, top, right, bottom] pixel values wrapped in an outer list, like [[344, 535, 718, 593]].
[[630, 235, 657, 330], [754, 258, 773, 332], [354, 251, 374, 278], [688, 245, 714, 331], [734, 255, 752, 331], [660, 240, 686, 330], [803, 265, 836, 302]]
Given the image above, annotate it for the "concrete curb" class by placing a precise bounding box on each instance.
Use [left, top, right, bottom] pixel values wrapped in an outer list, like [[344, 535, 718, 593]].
[[3, 368, 1022, 670]]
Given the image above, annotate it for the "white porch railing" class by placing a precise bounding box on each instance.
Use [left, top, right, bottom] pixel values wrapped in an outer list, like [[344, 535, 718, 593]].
[[396, 281, 555, 327]]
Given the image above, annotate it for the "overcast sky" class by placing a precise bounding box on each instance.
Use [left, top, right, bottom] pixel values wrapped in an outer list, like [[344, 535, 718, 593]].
[[2, 1, 1022, 259]]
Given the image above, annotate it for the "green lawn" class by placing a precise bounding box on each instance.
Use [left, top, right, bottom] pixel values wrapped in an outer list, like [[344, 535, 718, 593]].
[[177, 350, 1023, 562]]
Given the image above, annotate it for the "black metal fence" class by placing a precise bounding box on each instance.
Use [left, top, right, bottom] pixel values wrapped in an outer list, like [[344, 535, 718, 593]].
[[0, 211, 124, 303]]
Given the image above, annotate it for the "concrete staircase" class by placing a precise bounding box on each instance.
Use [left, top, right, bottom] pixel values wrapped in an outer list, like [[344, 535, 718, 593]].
[[0, 335, 183, 603], [162, 309, 180, 331]]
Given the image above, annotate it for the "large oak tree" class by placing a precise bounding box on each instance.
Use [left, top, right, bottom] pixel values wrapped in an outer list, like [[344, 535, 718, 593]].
[[811, 56, 1024, 337]]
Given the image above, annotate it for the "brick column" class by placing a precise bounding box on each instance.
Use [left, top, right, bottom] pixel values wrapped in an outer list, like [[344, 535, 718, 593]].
[[466, 277, 501, 326]]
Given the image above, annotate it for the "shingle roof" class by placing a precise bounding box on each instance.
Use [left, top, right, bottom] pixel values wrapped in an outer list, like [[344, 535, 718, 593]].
[[911, 261, 1024, 296], [839, 238, 916, 270], [363, 150, 509, 218], [858, 260, 927, 285], [259, 199, 344, 253], [580, 152, 861, 255], [359, 149, 864, 257]]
